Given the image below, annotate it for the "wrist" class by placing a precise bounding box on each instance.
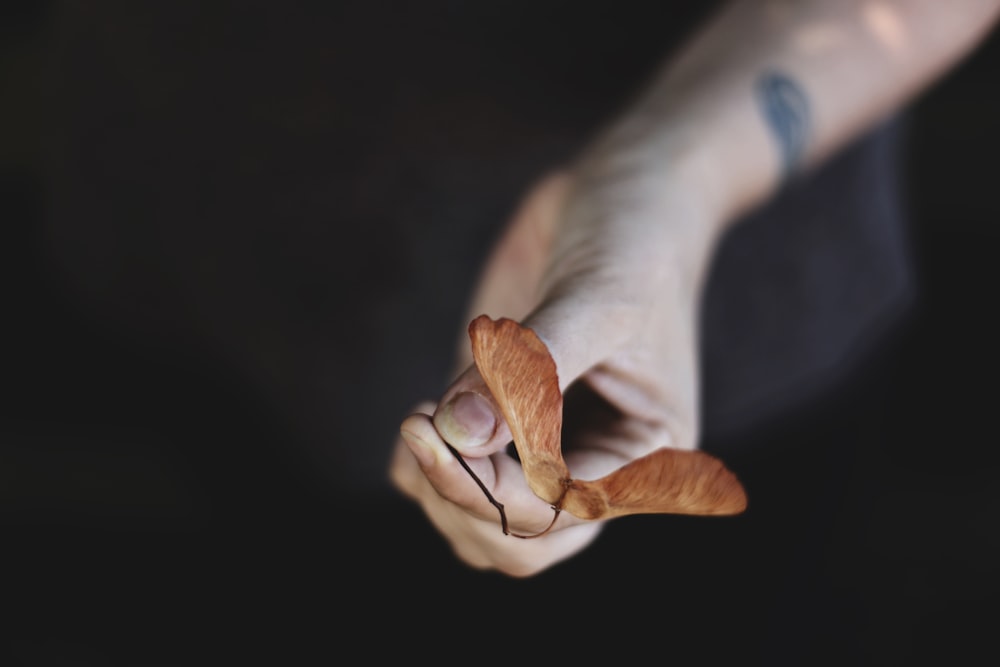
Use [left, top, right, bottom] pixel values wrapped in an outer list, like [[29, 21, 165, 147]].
[[574, 53, 793, 239], [565, 127, 730, 300]]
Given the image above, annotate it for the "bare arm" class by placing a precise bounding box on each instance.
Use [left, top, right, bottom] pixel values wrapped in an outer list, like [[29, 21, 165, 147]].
[[578, 0, 1000, 253]]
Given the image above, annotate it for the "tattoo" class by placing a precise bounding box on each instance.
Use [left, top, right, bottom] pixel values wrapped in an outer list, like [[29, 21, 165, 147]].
[[755, 70, 811, 178]]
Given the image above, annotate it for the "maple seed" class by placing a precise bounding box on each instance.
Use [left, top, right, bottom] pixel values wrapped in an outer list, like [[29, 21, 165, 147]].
[[463, 314, 748, 537]]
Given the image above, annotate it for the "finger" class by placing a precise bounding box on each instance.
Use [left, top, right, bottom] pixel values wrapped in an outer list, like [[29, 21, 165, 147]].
[[389, 401, 439, 499], [391, 427, 605, 576], [399, 411, 576, 535], [398, 411, 503, 519]]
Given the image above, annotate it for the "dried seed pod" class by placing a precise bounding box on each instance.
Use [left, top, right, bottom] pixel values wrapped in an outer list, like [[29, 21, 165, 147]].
[[469, 314, 747, 523]]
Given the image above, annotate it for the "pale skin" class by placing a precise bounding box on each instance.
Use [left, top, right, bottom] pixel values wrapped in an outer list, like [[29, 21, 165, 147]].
[[389, 0, 1000, 577]]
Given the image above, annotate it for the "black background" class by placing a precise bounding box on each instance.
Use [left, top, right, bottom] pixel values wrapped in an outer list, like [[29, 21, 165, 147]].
[[2, 2, 998, 664]]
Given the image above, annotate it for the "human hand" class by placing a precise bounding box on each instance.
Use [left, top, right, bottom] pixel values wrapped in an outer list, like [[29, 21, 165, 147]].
[[389, 155, 723, 577]]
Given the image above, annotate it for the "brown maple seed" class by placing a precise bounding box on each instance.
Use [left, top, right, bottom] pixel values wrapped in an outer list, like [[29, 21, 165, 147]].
[[459, 314, 747, 538]]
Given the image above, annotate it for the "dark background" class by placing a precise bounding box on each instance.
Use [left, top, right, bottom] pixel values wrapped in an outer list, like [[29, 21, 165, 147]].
[[2, 2, 998, 664]]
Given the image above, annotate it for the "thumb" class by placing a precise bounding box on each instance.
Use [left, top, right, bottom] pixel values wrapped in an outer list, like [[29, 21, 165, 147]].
[[433, 365, 513, 457], [434, 297, 632, 457], [521, 294, 635, 395]]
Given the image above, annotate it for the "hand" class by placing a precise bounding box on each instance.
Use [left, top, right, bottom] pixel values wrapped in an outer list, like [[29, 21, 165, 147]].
[[389, 153, 722, 577], [387, 0, 1000, 578]]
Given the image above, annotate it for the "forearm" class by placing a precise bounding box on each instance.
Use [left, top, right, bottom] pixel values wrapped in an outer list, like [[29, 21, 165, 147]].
[[575, 0, 1000, 249]]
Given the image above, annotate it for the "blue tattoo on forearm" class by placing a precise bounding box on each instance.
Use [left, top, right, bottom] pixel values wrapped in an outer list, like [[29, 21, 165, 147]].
[[755, 70, 811, 178]]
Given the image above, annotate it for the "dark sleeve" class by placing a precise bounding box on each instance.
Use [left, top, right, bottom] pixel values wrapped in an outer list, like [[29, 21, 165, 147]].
[[699, 116, 915, 443]]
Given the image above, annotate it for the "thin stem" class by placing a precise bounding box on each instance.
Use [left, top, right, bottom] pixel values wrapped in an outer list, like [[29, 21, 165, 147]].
[[444, 443, 561, 539]]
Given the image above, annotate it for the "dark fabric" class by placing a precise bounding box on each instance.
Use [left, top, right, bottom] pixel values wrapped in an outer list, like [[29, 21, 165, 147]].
[[701, 116, 913, 442], [39, 0, 910, 498]]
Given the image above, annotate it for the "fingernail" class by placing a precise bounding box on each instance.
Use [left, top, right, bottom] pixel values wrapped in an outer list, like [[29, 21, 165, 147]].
[[434, 391, 497, 449], [400, 428, 443, 467]]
